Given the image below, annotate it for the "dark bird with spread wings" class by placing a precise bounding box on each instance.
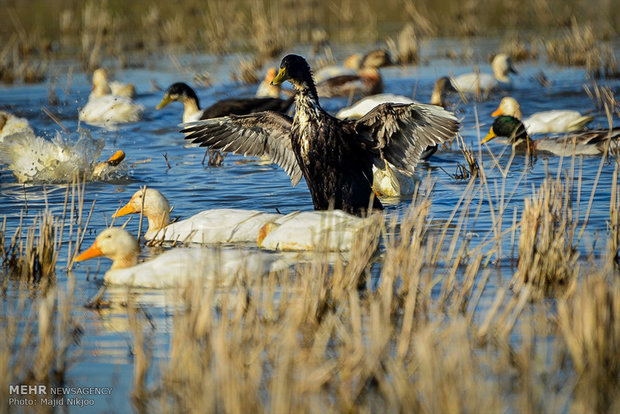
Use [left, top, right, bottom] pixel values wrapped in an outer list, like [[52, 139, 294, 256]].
[[183, 54, 459, 215]]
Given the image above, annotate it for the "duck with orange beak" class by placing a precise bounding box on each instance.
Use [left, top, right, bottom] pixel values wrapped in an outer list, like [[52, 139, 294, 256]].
[[74, 227, 291, 288]]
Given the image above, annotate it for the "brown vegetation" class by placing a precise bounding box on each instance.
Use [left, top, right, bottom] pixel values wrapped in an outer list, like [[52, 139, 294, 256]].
[[1, 1, 619, 83], [1, 151, 619, 411]]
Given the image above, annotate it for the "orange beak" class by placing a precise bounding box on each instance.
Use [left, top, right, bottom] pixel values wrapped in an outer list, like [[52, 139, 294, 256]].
[[74, 241, 103, 262], [112, 201, 138, 218], [106, 150, 125, 166], [491, 107, 503, 117]]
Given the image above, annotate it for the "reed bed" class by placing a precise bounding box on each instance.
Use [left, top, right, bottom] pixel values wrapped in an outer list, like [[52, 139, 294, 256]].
[[1, 149, 619, 412], [113, 156, 618, 412], [1, 0, 619, 84]]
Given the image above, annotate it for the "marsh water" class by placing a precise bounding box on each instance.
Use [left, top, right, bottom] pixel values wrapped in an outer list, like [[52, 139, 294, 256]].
[[2, 38, 620, 411]]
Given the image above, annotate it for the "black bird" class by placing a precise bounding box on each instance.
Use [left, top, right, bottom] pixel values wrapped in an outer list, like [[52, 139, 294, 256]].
[[156, 82, 294, 123], [483, 115, 620, 156], [183, 54, 459, 215]]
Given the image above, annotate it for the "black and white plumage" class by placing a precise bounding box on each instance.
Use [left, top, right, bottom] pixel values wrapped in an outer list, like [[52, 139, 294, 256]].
[[183, 54, 459, 215], [157, 82, 294, 123]]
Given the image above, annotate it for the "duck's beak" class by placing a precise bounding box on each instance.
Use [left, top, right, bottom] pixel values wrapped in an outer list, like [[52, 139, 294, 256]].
[[113, 201, 138, 218], [156, 95, 171, 110], [481, 127, 497, 144], [271, 67, 287, 85], [74, 241, 103, 262], [106, 150, 125, 166]]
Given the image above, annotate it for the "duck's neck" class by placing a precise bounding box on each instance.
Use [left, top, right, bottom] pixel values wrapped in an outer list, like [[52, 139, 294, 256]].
[[513, 135, 536, 154], [292, 77, 319, 104], [494, 67, 511, 83], [92, 83, 111, 98], [147, 209, 171, 233], [110, 252, 139, 270], [182, 98, 202, 123], [430, 87, 445, 107]]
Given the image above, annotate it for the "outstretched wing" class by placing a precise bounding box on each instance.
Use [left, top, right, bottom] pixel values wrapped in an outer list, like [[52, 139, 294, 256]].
[[353, 103, 459, 175], [182, 111, 303, 186]]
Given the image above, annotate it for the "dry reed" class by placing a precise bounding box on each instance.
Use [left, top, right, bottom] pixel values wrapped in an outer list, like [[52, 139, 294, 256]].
[[557, 273, 620, 413], [1, 149, 619, 412], [513, 173, 580, 298]]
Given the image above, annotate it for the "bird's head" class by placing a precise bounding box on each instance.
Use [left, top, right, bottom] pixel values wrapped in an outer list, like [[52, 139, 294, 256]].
[[482, 115, 529, 144], [271, 54, 314, 90], [157, 82, 199, 109], [74, 227, 139, 270]]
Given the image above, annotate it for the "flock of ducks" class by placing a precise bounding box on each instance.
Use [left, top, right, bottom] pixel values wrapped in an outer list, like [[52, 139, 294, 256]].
[[3, 51, 619, 288]]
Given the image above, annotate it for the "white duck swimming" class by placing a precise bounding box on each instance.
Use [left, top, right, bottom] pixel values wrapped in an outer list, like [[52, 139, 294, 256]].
[[452, 53, 517, 94], [0, 110, 35, 141], [79, 68, 144, 127], [257, 210, 380, 251], [89, 68, 136, 99], [491, 96, 594, 134], [113, 188, 281, 244], [0, 130, 126, 183], [74, 227, 290, 288]]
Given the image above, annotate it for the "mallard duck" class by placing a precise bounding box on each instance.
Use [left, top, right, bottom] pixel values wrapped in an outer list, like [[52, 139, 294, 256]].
[[79, 69, 144, 127], [0, 130, 126, 183], [156, 82, 294, 123], [0, 110, 35, 141], [74, 228, 290, 288], [452, 53, 517, 94], [346, 50, 394, 70], [314, 50, 393, 84], [482, 115, 620, 156], [316, 67, 383, 98], [491, 96, 594, 134], [113, 188, 281, 244], [257, 210, 379, 251], [183, 54, 459, 214]]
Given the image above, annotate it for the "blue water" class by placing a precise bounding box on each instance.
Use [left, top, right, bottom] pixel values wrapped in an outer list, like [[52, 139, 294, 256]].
[[1, 39, 620, 411]]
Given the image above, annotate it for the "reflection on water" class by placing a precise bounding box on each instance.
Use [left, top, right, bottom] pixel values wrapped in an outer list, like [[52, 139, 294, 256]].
[[1, 39, 620, 411]]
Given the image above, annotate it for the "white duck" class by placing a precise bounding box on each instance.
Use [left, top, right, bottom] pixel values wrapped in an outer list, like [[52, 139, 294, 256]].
[[491, 96, 594, 134], [257, 210, 380, 251], [74, 227, 290, 288], [0, 110, 35, 141], [79, 68, 143, 127], [89, 68, 136, 99], [452, 53, 517, 94], [113, 188, 281, 244], [0, 130, 126, 183]]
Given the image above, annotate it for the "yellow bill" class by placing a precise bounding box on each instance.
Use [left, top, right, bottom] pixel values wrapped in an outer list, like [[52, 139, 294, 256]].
[[481, 127, 497, 144], [271, 67, 287, 85], [106, 150, 125, 166], [156, 95, 172, 110], [113, 201, 138, 218], [74, 241, 103, 262]]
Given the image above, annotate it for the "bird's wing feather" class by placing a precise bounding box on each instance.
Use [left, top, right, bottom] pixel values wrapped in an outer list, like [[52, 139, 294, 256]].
[[353, 103, 459, 175], [182, 112, 303, 186]]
